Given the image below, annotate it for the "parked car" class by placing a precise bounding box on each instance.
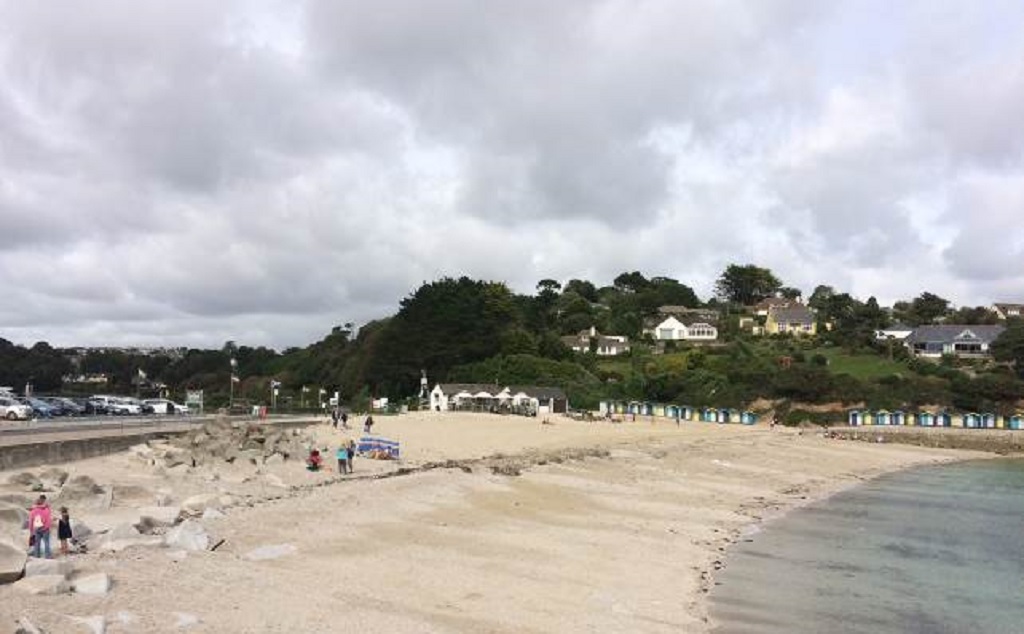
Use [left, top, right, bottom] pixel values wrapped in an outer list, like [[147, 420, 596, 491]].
[[124, 397, 155, 415], [40, 397, 78, 416], [0, 396, 33, 421], [19, 397, 55, 418], [80, 397, 109, 415], [52, 397, 87, 416], [143, 399, 190, 415], [91, 395, 141, 416]]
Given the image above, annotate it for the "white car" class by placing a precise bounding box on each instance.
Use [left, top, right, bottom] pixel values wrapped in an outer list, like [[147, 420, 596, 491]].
[[0, 396, 33, 421], [93, 395, 141, 416], [143, 399, 189, 415]]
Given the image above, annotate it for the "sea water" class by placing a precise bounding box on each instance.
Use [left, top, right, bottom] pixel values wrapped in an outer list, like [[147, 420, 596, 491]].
[[710, 459, 1024, 634]]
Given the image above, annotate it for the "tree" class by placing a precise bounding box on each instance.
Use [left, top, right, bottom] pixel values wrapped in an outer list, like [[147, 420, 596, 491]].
[[715, 264, 782, 305], [563, 279, 599, 303], [613, 271, 649, 294], [902, 292, 951, 325], [807, 285, 835, 312], [778, 286, 803, 301], [991, 325, 1024, 378]]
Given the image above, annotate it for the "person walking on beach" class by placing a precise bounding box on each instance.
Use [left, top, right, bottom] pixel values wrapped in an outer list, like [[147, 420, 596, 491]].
[[331, 407, 340, 429], [347, 438, 357, 473], [364, 415, 374, 434], [57, 506, 73, 556], [336, 443, 349, 474], [28, 495, 53, 559], [340, 411, 349, 429]]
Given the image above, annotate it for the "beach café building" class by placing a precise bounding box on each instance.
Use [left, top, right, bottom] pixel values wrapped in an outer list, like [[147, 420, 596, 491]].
[[429, 383, 568, 415]]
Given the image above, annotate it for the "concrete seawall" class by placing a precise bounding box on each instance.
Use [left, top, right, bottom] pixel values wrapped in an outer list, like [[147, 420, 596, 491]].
[[831, 426, 1024, 454], [0, 417, 323, 471]]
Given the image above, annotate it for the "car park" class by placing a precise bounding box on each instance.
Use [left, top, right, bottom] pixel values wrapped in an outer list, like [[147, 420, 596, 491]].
[[52, 397, 87, 416], [81, 397, 109, 415], [0, 396, 33, 421], [143, 398, 190, 415], [91, 395, 141, 416]]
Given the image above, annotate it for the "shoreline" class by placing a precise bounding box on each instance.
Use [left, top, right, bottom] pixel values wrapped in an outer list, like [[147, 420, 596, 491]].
[[0, 414, 989, 633]]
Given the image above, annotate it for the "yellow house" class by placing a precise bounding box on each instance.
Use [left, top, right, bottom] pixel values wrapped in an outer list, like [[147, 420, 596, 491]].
[[765, 306, 818, 336]]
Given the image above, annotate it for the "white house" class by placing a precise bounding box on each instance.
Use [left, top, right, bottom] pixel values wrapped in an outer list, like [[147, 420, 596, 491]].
[[905, 325, 1005, 358], [560, 326, 631, 356], [647, 317, 718, 342], [430, 383, 568, 414], [992, 303, 1024, 320]]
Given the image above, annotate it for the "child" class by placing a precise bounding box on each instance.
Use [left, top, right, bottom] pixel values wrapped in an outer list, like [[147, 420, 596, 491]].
[[57, 507, 73, 556], [306, 448, 322, 471], [336, 444, 349, 474]]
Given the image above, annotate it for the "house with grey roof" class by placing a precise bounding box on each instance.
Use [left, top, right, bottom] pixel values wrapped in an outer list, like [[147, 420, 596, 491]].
[[992, 303, 1024, 320], [905, 325, 1006, 358], [560, 326, 631, 356], [429, 383, 568, 414]]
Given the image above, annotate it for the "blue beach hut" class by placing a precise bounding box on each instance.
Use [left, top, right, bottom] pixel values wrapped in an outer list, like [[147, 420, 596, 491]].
[[701, 408, 717, 422], [981, 413, 997, 429], [916, 411, 935, 427], [848, 410, 863, 426], [1007, 414, 1024, 430], [892, 411, 906, 426], [937, 412, 952, 427], [963, 413, 981, 429], [718, 408, 733, 424], [681, 406, 695, 421], [665, 405, 680, 420], [873, 410, 892, 426], [740, 411, 757, 425]]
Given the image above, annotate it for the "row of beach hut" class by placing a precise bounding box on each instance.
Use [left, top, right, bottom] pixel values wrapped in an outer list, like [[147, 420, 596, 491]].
[[847, 410, 1024, 430], [598, 401, 758, 425]]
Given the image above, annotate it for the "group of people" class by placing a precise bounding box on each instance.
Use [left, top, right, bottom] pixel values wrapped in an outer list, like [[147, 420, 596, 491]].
[[330, 407, 376, 435], [26, 495, 74, 559], [306, 437, 358, 474]]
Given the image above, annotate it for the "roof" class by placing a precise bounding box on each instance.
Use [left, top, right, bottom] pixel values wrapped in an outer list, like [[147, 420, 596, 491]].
[[994, 303, 1024, 312], [906, 325, 1006, 344], [435, 383, 567, 400], [770, 307, 815, 324], [883, 323, 914, 331], [435, 383, 502, 395], [753, 297, 796, 311], [509, 385, 568, 400]]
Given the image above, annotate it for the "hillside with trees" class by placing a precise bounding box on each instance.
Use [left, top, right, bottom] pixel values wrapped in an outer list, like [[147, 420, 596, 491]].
[[2, 265, 1022, 419]]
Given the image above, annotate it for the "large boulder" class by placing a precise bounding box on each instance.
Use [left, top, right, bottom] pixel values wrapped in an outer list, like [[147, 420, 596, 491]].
[[14, 616, 46, 634], [72, 572, 112, 596], [0, 502, 29, 530], [181, 494, 220, 516], [109, 485, 154, 507], [8, 473, 42, 491], [37, 468, 69, 491], [0, 540, 27, 584], [13, 574, 70, 595], [24, 557, 73, 578], [90, 524, 162, 553], [134, 506, 182, 533], [58, 475, 104, 501], [163, 520, 209, 552]]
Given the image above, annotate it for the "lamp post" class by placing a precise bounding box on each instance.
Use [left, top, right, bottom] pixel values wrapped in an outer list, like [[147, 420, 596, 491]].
[[229, 358, 238, 409]]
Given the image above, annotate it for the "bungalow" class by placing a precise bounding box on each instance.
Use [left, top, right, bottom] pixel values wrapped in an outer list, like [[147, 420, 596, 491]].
[[645, 316, 719, 342], [992, 303, 1024, 320], [765, 306, 817, 336], [905, 325, 1005, 358], [560, 326, 631, 356], [430, 383, 568, 414]]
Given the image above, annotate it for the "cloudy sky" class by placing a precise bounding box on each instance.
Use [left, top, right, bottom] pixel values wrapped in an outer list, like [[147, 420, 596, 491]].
[[2, 1, 1023, 349]]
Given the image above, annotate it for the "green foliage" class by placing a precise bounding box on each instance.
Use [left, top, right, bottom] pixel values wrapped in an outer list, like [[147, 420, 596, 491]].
[[714, 264, 782, 305], [991, 325, 1024, 378]]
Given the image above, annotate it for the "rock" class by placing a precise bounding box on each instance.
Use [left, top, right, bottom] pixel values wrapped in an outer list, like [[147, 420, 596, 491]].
[[67, 615, 105, 634], [8, 472, 43, 491], [0, 502, 29, 530], [181, 494, 219, 515], [201, 507, 225, 520], [0, 540, 27, 584], [0, 493, 34, 508], [70, 519, 93, 541], [59, 476, 104, 501], [72, 572, 111, 596], [13, 574, 71, 595], [14, 616, 46, 633], [90, 524, 163, 553], [163, 520, 209, 552], [134, 506, 182, 533], [38, 468, 69, 491], [243, 543, 297, 561], [263, 453, 285, 466], [24, 557, 74, 578], [110, 485, 154, 507]]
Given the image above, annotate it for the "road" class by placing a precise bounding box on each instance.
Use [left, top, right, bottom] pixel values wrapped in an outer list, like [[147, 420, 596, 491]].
[[0, 414, 323, 447]]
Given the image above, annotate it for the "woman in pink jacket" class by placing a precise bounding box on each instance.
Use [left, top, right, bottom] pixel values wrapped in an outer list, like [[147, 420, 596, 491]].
[[27, 495, 53, 559]]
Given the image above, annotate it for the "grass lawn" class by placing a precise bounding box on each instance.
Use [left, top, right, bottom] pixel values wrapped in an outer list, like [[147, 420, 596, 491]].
[[814, 348, 908, 380]]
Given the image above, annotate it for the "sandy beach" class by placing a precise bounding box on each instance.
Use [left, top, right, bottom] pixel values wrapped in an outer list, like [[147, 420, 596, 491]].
[[0, 413, 976, 633]]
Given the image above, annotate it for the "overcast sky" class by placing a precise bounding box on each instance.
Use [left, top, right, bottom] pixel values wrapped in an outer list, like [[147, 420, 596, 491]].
[[2, 1, 1023, 349]]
